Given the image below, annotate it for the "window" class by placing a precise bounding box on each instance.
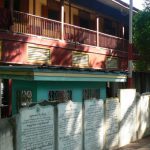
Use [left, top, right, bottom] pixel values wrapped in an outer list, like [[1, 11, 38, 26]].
[[79, 17, 90, 29], [49, 90, 72, 102], [16, 90, 32, 111], [14, 0, 20, 11], [13, 0, 29, 13], [4, 0, 9, 9], [104, 18, 118, 36], [48, 9, 60, 21], [83, 89, 100, 100]]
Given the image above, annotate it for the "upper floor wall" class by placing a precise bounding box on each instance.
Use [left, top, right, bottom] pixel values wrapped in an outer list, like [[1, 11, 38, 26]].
[[0, 0, 139, 70], [0, 0, 132, 39]]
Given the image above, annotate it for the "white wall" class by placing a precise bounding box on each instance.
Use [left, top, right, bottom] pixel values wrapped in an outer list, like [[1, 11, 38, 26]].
[[0, 119, 14, 150], [1, 90, 150, 150]]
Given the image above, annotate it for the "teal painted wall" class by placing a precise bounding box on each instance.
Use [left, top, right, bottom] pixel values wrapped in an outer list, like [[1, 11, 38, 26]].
[[12, 80, 37, 114], [12, 80, 106, 114], [100, 82, 106, 100]]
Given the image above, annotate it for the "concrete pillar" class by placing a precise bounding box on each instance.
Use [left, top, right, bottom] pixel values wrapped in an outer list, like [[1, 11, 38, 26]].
[[9, 0, 14, 31]]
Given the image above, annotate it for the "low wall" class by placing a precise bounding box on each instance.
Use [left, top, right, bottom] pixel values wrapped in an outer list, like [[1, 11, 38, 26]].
[[137, 93, 150, 139], [0, 118, 15, 150], [0, 90, 150, 150]]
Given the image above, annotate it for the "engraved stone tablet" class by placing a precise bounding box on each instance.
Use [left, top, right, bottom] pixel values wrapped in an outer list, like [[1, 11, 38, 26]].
[[17, 104, 54, 150], [57, 101, 82, 150], [119, 89, 136, 147], [105, 98, 119, 149], [84, 100, 104, 150], [137, 94, 150, 138]]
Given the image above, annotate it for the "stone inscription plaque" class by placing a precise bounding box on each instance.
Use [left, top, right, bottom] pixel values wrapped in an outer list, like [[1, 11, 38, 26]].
[[105, 98, 119, 149], [119, 89, 136, 147], [84, 100, 104, 150], [17, 104, 54, 150], [57, 101, 82, 150]]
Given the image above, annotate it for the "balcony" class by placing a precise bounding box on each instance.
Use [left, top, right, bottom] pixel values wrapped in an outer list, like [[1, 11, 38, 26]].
[[1, 11, 128, 51]]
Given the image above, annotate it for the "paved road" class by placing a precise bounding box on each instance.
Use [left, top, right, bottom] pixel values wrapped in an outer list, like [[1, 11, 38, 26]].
[[117, 136, 150, 150]]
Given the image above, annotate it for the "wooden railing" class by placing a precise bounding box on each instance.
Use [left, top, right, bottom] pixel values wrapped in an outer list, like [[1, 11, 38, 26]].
[[13, 11, 61, 39], [11, 11, 128, 51], [99, 32, 128, 50], [64, 23, 97, 46]]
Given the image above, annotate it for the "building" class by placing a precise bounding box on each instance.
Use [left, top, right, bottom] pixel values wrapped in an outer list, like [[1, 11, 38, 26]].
[[0, 0, 139, 117]]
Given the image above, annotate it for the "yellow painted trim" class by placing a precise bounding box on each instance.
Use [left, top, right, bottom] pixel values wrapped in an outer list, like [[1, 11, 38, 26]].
[[34, 72, 126, 79], [0, 71, 34, 76], [0, 70, 126, 79]]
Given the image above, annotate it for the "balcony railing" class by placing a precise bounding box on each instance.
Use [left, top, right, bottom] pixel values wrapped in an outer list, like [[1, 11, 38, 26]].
[[64, 23, 97, 46], [13, 11, 61, 39], [0, 11, 128, 51]]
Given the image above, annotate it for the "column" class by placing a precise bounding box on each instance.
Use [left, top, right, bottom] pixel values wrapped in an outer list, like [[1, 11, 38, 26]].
[[96, 17, 99, 47], [61, 0, 64, 40], [128, 0, 133, 88], [8, 79, 12, 116], [9, 0, 13, 31]]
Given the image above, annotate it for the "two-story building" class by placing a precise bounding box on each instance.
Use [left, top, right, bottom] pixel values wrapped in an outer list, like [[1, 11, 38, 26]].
[[0, 0, 140, 117]]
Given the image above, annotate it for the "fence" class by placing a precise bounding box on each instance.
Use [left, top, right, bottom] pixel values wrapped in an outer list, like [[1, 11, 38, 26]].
[[0, 90, 150, 150]]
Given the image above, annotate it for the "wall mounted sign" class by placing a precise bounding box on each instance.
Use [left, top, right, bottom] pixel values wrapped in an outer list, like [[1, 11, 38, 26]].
[[17, 104, 54, 150], [105, 57, 118, 69], [84, 100, 104, 150], [72, 52, 89, 67], [28, 46, 50, 64], [57, 101, 82, 150]]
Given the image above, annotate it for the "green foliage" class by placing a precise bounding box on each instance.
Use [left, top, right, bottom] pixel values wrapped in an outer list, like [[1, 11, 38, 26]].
[[133, 4, 150, 71]]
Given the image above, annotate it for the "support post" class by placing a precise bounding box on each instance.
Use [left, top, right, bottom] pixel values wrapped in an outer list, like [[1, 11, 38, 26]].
[[96, 17, 99, 47], [9, 0, 14, 31], [128, 0, 133, 88], [69, 1, 71, 24], [8, 79, 12, 116], [61, 0, 64, 40]]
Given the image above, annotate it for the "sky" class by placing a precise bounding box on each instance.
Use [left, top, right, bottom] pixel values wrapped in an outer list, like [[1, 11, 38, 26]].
[[121, 0, 145, 10]]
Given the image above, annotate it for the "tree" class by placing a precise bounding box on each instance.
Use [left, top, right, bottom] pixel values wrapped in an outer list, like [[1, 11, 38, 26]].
[[144, 0, 150, 9], [133, 1, 150, 71]]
